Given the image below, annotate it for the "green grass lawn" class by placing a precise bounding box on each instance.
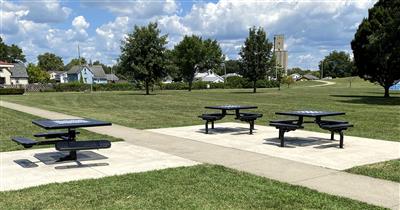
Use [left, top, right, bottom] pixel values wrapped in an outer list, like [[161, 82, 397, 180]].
[[0, 106, 122, 152], [0, 165, 384, 210], [346, 159, 400, 183], [2, 78, 399, 141]]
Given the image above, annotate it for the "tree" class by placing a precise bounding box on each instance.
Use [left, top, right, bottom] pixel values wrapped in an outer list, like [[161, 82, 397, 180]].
[[65, 58, 87, 71], [26, 63, 50, 83], [318, 51, 354, 78], [239, 26, 274, 93], [0, 38, 26, 63], [351, 0, 400, 97], [215, 60, 241, 75], [282, 75, 295, 88], [119, 22, 168, 95], [38, 52, 64, 71], [199, 39, 224, 73]]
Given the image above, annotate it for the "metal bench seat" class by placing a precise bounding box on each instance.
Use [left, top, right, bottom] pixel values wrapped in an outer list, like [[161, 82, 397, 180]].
[[319, 123, 353, 148], [269, 122, 304, 147], [34, 131, 80, 139], [238, 113, 263, 134], [198, 113, 224, 134], [55, 140, 111, 151], [12, 137, 38, 148]]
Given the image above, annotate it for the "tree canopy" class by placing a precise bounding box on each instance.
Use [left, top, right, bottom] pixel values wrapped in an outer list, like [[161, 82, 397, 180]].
[[172, 35, 223, 91], [318, 51, 354, 78], [26, 63, 50, 83], [64, 58, 87, 71], [239, 26, 274, 93], [351, 0, 400, 97], [119, 22, 168, 95], [0, 38, 26, 63], [38, 52, 64, 72]]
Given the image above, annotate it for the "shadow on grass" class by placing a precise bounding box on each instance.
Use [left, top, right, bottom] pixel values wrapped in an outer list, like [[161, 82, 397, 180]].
[[116, 92, 157, 96], [331, 94, 400, 106]]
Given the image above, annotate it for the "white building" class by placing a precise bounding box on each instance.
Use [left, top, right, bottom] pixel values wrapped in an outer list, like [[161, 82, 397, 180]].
[[0, 61, 29, 85], [194, 70, 224, 83], [49, 71, 68, 83]]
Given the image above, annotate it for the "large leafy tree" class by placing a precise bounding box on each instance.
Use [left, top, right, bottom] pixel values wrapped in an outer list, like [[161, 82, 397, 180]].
[[351, 0, 400, 97], [172, 35, 224, 91], [318, 51, 354, 78], [0, 38, 26, 63], [64, 58, 87, 71], [26, 63, 50, 83], [38, 52, 64, 71], [119, 22, 168, 95], [172, 35, 205, 91], [239, 26, 274, 93]]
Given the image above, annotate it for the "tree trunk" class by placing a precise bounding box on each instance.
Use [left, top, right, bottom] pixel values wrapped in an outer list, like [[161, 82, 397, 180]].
[[145, 81, 150, 95], [384, 86, 390, 98], [188, 81, 192, 92], [253, 80, 256, 93]]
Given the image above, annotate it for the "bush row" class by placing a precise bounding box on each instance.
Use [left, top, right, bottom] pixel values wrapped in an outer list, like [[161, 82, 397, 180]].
[[0, 88, 25, 95], [161, 77, 279, 90], [53, 83, 137, 92]]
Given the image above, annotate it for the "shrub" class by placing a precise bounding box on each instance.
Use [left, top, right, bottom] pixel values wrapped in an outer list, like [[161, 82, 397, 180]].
[[0, 88, 25, 95]]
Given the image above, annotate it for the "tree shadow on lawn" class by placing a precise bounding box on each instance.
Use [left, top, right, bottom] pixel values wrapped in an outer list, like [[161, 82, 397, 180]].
[[331, 94, 400, 106], [116, 92, 157, 96]]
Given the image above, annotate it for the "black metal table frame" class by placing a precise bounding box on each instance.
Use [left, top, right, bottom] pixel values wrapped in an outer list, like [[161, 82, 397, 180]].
[[32, 119, 111, 161], [275, 111, 346, 127], [205, 105, 258, 119]]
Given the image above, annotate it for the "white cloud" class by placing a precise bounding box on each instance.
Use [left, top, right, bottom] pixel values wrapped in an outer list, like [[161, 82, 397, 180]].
[[72, 16, 90, 30], [21, 0, 71, 23], [81, 0, 178, 19]]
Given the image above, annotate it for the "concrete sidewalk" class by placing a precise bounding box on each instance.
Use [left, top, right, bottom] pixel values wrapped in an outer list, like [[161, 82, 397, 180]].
[[1, 101, 399, 209]]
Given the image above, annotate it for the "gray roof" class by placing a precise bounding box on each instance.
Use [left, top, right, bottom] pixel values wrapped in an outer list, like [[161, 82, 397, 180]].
[[10, 63, 28, 78], [302, 74, 319, 80], [67, 65, 106, 79], [106, 73, 119, 81], [90, 65, 106, 79]]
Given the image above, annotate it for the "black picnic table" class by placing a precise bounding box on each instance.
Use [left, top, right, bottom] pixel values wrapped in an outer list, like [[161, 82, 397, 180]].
[[205, 105, 258, 118], [275, 110, 345, 125], [32, 119, 111, 161]]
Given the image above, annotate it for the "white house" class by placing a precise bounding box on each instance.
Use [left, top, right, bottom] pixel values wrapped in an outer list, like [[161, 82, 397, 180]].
[[194, 70, 224, 83], [0, 61, 29, 86], [290, 73, 301, 81], [49, 71, 68, 83], [222, 73, 242, 79], [67, 65, 107, 84]]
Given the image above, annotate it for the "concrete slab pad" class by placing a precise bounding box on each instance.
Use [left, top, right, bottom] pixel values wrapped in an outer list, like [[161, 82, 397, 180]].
[[0, 142, 198, 191], [148, 122, 400, 170]]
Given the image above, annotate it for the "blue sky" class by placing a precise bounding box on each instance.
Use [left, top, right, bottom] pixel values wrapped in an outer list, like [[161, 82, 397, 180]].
[[1, 0, 376, 70]]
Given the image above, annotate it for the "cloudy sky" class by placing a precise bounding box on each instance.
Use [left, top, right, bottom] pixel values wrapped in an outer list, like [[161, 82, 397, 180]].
[[1, 0, 376, 69]]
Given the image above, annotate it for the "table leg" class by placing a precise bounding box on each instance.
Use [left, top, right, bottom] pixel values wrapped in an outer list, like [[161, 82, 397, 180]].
[[57, 128, 78, 162], [297, 116, 303, 125]]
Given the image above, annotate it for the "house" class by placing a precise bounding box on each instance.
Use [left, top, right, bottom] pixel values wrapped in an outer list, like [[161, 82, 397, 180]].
[[300, 74, 319, 81], [222, 73, 242, 79], [290, 73, 301, 81], [390, 80, 400, 91], [0, 61, 29, 86], [67, 65, 107, 84], [105, 73, 119, 83], [49, 71, 68, 83], [194, 70, 224, 83]]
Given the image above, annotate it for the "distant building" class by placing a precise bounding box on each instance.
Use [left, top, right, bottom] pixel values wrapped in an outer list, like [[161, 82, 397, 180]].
[[105, 73, 119, 83], [222, 73, 242, 79], [0, 61, 29, 85], [49, 71, 68, 83], [274, 35, 288, 74], [301, 74, 319, 81], [390, 80, 400, 91], [290, 73, 301, 81], [195, 70, 224, 83], [67, 65, 107, 84]]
